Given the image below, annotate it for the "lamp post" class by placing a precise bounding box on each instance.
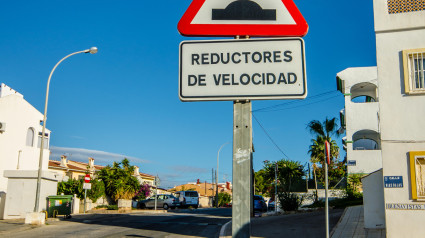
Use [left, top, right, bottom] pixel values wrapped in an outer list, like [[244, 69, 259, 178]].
[[216, 142, 229, 208], [34, 47, 98, 212]]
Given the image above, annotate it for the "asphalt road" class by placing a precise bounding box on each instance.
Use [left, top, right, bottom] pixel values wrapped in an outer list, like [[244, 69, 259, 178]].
[[4, 208, 343, 238], [8, 208, 232, 238]]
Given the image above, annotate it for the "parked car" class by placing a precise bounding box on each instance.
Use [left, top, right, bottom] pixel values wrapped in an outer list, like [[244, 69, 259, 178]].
[[253, 195, 267, 212], [175, 191, 199, 208], [138, 194, 179, 210], [268, 200, 275, 211]]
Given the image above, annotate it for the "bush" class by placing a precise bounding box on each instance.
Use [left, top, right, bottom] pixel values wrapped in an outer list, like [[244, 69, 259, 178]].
[[107, 205, 118, 210], [218, 192, 232, 207], [278, 192, 304, 211]]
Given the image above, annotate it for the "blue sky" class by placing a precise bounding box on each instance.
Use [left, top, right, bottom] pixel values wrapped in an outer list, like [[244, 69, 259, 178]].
[[0, 0, 377, 188]]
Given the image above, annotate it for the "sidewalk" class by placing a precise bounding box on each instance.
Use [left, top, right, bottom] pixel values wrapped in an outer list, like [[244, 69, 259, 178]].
[[331, 205, 385, 238], [220, 206, 386, 238], [0, 209, 167, 236]]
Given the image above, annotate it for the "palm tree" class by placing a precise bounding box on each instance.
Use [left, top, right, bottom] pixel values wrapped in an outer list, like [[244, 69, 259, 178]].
[[306, 117, 340, 141], [307, 118, 342, 189]]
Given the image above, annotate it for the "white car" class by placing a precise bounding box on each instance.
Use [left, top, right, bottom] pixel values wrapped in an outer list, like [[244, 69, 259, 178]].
[[139, 194, 179, 210], [175, 191, 199, 208]]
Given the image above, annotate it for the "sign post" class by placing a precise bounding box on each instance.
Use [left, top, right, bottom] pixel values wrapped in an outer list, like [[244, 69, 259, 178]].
[[83, 174, 91, 214], [232, 100, 252, 238], [177, 1, 309, 237], [324, 141, 331, 238]]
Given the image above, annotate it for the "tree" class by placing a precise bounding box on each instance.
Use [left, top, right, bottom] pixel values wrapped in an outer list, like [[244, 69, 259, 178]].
[[262, 159, 305, 193], [307, 118, 345, 187], [57, 177, 105, 202], [97, 158, 140, 202]]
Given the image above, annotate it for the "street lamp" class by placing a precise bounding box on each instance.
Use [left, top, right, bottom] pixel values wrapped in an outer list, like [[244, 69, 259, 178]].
[[34, 47, 98, 212], [216, 142, 229, 208]]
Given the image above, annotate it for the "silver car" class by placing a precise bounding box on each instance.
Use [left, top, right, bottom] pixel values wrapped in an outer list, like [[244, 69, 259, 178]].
[[139, 194, 178, 210]]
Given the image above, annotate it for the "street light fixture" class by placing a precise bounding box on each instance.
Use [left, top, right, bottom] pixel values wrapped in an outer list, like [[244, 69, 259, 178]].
[[216, 142, 230, 208], [34, 47, 98, 212]]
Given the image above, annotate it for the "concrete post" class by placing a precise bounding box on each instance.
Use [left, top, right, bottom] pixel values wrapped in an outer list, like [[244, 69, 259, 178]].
[[232, 101, 252, 238]]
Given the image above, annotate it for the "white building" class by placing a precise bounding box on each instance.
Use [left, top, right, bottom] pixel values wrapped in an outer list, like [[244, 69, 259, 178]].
[[373, 0, 425, 237], [0, 83, 57, 219], [337, 67, 383, 175], [338, 1, 425, 236]]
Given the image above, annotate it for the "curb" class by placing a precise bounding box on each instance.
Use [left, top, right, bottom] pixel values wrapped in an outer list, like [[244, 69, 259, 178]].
[[329, 206, 348, 238], [219, 220, 231, 238]]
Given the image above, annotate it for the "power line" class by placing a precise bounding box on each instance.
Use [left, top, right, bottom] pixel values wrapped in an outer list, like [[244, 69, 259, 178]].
[[257, 94, 340, 113], [252, 114, 291, 160], [253, 90, 339, 112]]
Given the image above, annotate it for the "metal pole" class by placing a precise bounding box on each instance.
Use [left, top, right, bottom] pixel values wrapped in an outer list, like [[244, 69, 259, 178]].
[[215, 170, 218, 207], [325, 163, 329, 238], [216, 142, 229, 208], [84, 189, 87, 214], [34, 48, 96, 212], [275, 162, 278, 213], [155, 177, 158, 211], [232, 101, 252, 238]]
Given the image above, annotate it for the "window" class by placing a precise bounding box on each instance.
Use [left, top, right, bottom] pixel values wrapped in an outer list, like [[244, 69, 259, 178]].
[[403, 49, 425, 94], [37, 136, 49, 149], [409, 151, 425, 200], [26, 128, 34, 146], [388, 0, 425, 14]]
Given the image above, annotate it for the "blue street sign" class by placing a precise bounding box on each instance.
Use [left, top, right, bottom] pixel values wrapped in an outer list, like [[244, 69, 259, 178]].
[[384, 176, 403, 188]]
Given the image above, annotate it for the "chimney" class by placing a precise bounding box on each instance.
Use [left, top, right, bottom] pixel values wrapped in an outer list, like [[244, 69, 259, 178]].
[[60, 155, 68, 167], [88, 157, 95, 169], [226, 182, 231, 190], [134, 166, 140, 176]]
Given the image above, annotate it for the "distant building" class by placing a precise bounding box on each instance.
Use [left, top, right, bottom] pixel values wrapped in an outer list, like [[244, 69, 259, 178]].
[[48, 156, 105, 181], [169, 181, 232, 197], [0, 83, 57, 219]]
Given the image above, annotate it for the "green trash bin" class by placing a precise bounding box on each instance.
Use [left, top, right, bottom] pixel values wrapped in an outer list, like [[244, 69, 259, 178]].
[[47, 195, 73, 218]]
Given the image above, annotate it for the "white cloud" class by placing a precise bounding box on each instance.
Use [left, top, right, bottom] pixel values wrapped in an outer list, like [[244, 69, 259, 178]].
[[50, 146, 150, 166]]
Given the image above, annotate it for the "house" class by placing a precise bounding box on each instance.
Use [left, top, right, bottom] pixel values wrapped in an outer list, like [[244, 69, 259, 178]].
[[374, 0, 425, 236], [336, 67, 382, 175], [169, 181, 232, 197], [49, 157, 156, 187], [337, 1, 425, 236], [0, 83, 57, 219], [48, 156, 105, 181]]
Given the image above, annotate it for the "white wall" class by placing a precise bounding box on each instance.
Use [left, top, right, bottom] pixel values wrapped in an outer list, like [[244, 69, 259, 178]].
[[347, 150, 382, 174], [362, 169, 385, 229], [373, 0, 425, 237], [3, 170, 58, 219], [0, 92, 50, 192]]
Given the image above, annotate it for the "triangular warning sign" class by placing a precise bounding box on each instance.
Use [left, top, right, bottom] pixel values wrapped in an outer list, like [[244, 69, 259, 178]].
[[178, 0, 308, 37]]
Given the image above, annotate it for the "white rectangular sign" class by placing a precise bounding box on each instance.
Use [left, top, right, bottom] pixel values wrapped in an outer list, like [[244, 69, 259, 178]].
[[83, 183, 92, 190], [179, 38, 307, 101]]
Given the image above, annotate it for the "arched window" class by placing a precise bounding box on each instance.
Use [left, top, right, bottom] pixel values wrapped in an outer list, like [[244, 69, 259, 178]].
[[26, 128, 34, 146]]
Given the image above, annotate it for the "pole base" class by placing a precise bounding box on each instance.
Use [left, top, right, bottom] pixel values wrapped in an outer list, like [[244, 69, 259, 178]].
[[25, 212, 46, 225]]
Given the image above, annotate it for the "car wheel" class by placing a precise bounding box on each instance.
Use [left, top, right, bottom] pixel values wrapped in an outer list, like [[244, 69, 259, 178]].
[[194, 205, 198, 209], [141, 203, 146, 209], [163, 204, 169, 210]]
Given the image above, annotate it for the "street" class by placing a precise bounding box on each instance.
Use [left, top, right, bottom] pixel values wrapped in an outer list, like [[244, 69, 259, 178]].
[[1, 208, 345, 238], [6, 208, 232, 238]]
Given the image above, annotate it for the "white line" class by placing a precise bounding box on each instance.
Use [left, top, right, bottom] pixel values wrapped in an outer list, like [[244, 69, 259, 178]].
[[219, 220, 231, 238]]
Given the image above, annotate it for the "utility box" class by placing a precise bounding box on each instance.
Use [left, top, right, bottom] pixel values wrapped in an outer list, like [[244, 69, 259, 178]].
[[47, 195, 73, 218]]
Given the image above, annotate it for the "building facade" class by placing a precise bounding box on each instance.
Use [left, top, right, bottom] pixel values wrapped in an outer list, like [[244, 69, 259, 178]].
[[0, 83, 56, 219], [337, 67, 383, 175], [373, 0, 425, 237]]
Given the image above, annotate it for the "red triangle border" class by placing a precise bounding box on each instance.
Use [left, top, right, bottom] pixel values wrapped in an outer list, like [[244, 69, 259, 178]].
[[178, 0, 309, 37]]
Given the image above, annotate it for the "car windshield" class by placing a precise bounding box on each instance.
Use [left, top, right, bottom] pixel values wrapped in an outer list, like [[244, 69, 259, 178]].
[[254, 196, 262, 200]]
